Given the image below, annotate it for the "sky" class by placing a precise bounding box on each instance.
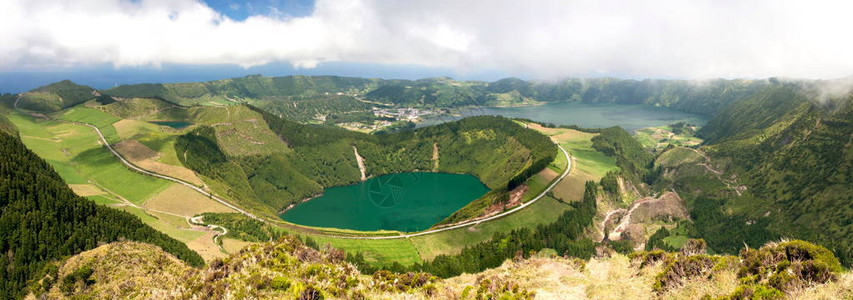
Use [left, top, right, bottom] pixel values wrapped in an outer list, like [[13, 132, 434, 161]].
[[1, 0, 853, 92]]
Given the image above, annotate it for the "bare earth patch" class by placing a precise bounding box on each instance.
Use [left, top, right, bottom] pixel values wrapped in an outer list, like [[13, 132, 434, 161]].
[[557, 167, 595, 202], [143, 184, 235, 216], [114, 140, 203, 186], [539, 167, 559, 181], [68, 184, 105, 196], [186, 231, 227, 262]]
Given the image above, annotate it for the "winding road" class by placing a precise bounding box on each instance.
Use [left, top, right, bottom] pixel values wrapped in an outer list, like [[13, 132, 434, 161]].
[[14, 96, 573, 240], [344, 143, 572, 239]]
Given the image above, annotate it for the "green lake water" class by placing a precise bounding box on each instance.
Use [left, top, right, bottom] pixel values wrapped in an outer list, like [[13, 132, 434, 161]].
[[149, 121, 193, 129], [418, 102, 709, 131], [282, 103, 708, 232], [280, 172, 488, 232]]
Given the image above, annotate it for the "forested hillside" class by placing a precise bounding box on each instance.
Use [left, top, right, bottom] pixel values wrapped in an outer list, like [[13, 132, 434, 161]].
[[105, 75, 379, 122], [175, 106, 556, 218], [91, 75, 772, 122], [0, 131, 203, 299], [653, 81, 853, 265]]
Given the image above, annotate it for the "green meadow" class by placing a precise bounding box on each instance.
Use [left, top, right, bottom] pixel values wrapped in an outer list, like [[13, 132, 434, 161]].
[[9, 112, 171, 204]]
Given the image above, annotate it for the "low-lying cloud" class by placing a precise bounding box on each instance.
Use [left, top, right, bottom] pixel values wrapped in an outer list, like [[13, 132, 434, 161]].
[[2, 0, 853, 79]]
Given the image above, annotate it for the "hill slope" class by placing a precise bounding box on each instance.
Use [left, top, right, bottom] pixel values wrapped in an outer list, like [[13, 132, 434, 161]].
[[654, 82, 853, 265], [175, 106, 556, 219], [15, 80, 101, 112], [0, 130, 203, 299], [33, 238, 851, 299]]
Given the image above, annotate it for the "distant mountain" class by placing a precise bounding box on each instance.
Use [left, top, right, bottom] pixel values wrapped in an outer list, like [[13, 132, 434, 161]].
[[15, 80, 99, 111], [175, 107, 556, 219]]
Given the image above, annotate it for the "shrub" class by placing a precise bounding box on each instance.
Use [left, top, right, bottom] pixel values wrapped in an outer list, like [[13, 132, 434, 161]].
[[609, 240, 635, 254], [680, 239, 707, 256], [653, 255, 718, 292], [725, 284, 784, 300], [59, 265, 94, 294], [270, 276, 291, 291], [629, 250, 672, 268], [738, 240, 842, 292]]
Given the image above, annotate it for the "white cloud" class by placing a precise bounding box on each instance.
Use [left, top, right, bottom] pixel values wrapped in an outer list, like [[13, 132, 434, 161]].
[[1, 0, 852, 79]]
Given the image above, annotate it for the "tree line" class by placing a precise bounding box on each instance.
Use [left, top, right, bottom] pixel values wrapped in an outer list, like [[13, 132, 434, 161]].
[[0, 132, 203, 299]]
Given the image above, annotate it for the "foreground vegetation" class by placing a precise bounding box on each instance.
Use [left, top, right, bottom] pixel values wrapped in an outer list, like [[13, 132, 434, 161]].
[[3, 75, 852, 299], [0, 131, 201, 299], [30, 236, 850, 299]]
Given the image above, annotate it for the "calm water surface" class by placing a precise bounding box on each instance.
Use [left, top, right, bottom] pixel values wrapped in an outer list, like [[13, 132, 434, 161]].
[[418, 102, 708, 131], [283, 103, 708, 231], [149, 121, 193, 129], [281, 172, 488, 232]]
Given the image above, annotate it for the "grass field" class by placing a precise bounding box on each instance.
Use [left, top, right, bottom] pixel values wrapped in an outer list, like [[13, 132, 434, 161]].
[[523, 123, 619, 203], [111, 119, 192, 167], [113, 140, 203, 185], [222, 238, 253, 254], [85, 195, 122, 206], [410, 196, 572, 260], [634, 125, 703, 151], [312, 236, 423, 266], [8, 111, 237, 261], [10, 113, 171, 203], [143, 184, 235, 216], [59, 106, 122, 143], [187, 231, 228, 261], [117, 205, 206, 242], [655, 147, 705, 168]]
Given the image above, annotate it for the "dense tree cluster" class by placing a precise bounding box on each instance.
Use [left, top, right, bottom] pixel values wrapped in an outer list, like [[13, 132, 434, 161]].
[[200, 213, 282, 242], [591, 127, 655, 180], [0, 132, 203, 299], [656, 82, 852, 265], [177, 107, 556, 217], [351, 181, 598, 278]]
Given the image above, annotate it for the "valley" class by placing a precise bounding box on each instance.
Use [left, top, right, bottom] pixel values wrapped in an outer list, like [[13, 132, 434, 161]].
[[1, 75, 850, 299], [281, 172, 490, 232], [5, 3, 853, 298]]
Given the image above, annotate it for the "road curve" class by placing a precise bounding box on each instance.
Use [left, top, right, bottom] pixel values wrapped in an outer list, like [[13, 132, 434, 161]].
[[85, 118, 571, 239], [83, 123, 265, 222], [16, 96, 573, 240], [343, 144, 572, 239]]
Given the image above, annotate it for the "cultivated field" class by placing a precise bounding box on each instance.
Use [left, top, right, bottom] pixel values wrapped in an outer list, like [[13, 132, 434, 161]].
[[114, 139, 203, 185], [143, 184, 235, 216], [527, 123, 619, 201], [9, 112, 170, 204], [312, 237, 423, 266], [8, 111, 240, 262]]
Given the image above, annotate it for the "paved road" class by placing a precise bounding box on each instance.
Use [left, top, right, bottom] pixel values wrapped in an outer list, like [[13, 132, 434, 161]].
[[85, 118, 572, 239], [190, 216, 229, 250], [15, 96, 574, 239], [81, 123, 264, 221], [343, 144, 572, 239]]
